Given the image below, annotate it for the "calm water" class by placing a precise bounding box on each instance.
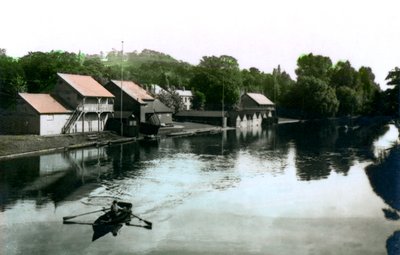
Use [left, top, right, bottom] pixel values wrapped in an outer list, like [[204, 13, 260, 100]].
[[0, 121, 400, 255]]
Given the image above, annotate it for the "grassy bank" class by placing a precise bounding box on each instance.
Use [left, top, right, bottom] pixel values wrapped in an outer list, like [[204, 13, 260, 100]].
[[0, 132, 131, 159]]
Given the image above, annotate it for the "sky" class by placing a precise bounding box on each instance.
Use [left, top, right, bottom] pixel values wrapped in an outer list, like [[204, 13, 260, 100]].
[[2, 0, 400, 89]]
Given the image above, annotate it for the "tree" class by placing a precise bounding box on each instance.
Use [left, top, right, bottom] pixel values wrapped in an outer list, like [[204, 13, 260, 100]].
[[295, 76, 339, 118], [336, 86, 361, 116], [385, 67, 400, 116], [295, 53, 332, 82], [190, 55, 242, 110], [241, 67, 264, 93], [357, 66, 380, 115], [19, 51, 83, 92], [0, 54, 26, 108], [157, 89, 184, 113], [191, 90, 206, 110], [330, 61, 358, 89]]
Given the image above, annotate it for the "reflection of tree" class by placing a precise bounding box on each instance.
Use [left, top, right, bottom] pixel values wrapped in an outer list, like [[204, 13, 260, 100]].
[[0, 156, 40, 209], [295, 154, 331, 180], [276, 119, 391, 180], [366, 146, 400, 211], [387, 231, 400, 255], [366, 146, 400, 255]]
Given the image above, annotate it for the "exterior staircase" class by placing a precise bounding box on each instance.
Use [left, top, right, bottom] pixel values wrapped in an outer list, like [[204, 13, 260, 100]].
[[62, 105, 83, 134]]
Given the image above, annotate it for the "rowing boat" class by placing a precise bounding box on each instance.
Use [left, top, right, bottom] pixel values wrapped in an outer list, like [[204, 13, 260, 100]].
[[92, 202, 132, 241], [93, 202, 132, 225]]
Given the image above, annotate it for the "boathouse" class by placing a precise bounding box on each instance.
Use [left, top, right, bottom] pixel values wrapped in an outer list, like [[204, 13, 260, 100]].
[[174, 110, 227, 126], [229, 93, 276, 127], [16, 93, 72, 135], [105, 80, 173, 135], [54, 73, 115, 134]]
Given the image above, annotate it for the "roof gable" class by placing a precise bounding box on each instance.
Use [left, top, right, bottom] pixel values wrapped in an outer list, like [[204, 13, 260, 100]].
[[153, 99, 173, 113], [19, 93, 71, 114], [245, 93, 274, 105], [58, 73, 114, 98], [110, 80, 154, 103]]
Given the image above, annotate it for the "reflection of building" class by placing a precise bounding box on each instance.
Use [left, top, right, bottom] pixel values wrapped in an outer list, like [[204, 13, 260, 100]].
[[105, 80, 173, 136]]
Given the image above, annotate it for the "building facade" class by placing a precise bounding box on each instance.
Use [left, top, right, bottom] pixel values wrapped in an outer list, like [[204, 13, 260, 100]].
[[105, 80, 173, 135], [54, 73, 114, 133], [16, 93, 72, 135]]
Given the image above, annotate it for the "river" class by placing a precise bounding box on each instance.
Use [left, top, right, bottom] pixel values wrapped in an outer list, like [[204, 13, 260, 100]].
[[0, 120, 399, 255]]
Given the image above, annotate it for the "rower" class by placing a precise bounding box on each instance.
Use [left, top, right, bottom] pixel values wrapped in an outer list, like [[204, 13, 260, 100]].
[[110, 200, 123, 217]]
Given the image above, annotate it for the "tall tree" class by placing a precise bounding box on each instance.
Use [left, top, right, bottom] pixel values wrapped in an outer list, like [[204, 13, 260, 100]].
[[330, 61, 358, 89], [293, 76, 339, 118], [357, 66, 380, 115], [295, 53, 333, 82], [19, 51, 83, 92], [385, 67, 400, 116], [190, 55, 242, 110], [0, 54, 26, 108], [336, 86, 361, 116]]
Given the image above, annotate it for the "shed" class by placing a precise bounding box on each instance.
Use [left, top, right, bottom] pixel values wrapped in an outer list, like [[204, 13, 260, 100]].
[[17, 93, 72, 135]]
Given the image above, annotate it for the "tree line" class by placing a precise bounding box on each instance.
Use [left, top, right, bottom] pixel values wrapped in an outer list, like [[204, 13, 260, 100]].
[[0, 48, 399, 118]]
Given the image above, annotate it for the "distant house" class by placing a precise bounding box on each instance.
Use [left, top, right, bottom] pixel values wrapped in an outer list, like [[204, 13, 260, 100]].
[[53, 73, 114, 133], [176, 88, 193, 110], [105, 80, 173, 135], [16, 93, 71, 135]]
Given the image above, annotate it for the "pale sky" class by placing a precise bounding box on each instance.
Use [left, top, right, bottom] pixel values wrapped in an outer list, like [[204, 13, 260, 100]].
[[2, 0, 400, 89]]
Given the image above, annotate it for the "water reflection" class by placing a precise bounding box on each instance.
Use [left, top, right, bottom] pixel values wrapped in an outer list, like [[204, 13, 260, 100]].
[[1, 119, 399, 254], [0, 119, 394, 210]]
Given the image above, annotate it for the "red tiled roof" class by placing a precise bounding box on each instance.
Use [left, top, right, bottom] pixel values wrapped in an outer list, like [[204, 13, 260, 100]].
[[58, 73, 114, 98], [246, 93, 274, 105], [19, 93, 71, 114], [111, 80, 154, 104]]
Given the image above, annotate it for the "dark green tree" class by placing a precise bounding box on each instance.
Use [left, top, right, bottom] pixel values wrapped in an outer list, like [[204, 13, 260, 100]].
[[336, 86, 361, 116], [0, 54, 26, 108], [19, 51, 83, 92], [357, 66, 380, 115], [330, 61, 358, 89], [295, 53, 332, 82], [385, 67, 400, 116], [190, 55, 242, 110], [295, 76, 339, 118], [191, 90, 206, 110]]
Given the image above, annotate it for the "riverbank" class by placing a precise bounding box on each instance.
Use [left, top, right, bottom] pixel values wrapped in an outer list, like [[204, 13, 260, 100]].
[[0, 132, 134, 160], [0, 122, 231, 160]]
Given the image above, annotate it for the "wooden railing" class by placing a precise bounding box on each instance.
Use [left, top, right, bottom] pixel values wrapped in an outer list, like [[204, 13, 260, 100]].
[[77, 104, 113, 112]]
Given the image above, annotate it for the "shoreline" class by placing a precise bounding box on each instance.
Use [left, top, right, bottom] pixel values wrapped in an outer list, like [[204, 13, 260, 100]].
[[2, 116, 395, 161], [0, 122, 235, 160]]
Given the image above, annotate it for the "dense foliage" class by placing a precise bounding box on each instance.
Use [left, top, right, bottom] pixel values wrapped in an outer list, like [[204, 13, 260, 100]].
[[0, 48, 398, 118]]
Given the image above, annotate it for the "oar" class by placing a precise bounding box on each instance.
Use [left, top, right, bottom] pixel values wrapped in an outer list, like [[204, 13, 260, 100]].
[[63, 220, 94, 225], [126, 222, 152, 230], [63, 208, 110, 221], [131, 213, 152, 228]]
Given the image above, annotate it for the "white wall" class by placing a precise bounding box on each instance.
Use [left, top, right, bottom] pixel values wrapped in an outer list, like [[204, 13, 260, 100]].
[[40, 114, 70, 135], [71, 114, 109, 133]]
